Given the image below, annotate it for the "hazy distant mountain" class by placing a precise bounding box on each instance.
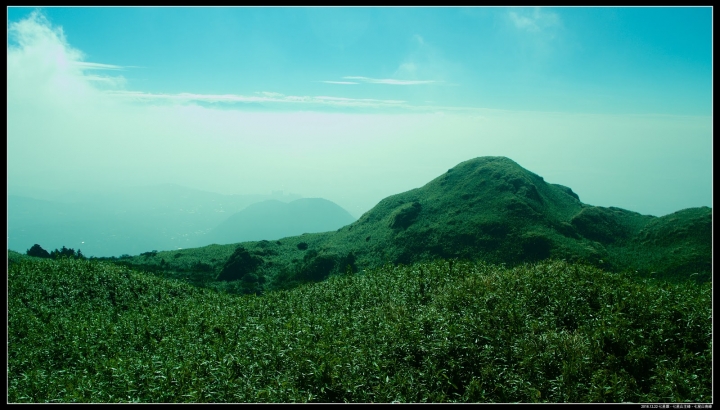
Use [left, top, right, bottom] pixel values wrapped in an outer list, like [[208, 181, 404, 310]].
[[6, 185, 302, 257], [133, 156, 711, 287], [207, 198, 356, 245]]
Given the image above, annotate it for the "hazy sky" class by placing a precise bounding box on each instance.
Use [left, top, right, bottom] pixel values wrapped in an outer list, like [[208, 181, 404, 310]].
[[7, 7, 712, 218]]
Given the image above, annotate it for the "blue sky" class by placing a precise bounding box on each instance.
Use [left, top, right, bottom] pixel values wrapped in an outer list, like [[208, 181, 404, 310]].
[[6, 7, 713, 218]]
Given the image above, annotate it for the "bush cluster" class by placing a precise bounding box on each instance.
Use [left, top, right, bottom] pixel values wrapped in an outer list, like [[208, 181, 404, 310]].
[[26, 244, 85, 260]]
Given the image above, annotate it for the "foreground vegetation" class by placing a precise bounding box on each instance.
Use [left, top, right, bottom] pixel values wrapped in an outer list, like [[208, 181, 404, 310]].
[[8, 255, 711, 403]]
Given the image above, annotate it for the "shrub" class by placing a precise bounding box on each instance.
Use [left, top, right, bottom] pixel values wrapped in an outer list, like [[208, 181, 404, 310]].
[[217, 246, 263, 282], [26, 244, 50, 259]]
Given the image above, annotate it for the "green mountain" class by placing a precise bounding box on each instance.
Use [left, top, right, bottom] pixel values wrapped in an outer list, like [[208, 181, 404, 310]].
[[121, 156, 711, 290], [208, 198, 356, 245]]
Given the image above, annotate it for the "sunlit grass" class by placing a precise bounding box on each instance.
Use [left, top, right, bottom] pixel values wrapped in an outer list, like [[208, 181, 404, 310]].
[[8, 256, 711, 403]]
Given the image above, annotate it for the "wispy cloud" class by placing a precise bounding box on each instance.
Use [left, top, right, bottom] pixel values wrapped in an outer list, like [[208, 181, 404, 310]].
[[508, 7, 561, 33], [320, 75, 438, 85], [314, 95, 406, 105], [505, 7, 563, 61], [106, 90, 411, 109], [390, 34, 460, 88], [73, 62, 125, 71], [101, 89, 500, 116], [84, 74, 127, 88], [319, 81, 358, 85], [256, 91, 284, 98], [342, 76, 438, 85]]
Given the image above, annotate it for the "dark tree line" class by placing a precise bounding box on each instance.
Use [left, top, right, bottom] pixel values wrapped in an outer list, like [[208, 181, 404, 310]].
[[26, 244, 84, 260]]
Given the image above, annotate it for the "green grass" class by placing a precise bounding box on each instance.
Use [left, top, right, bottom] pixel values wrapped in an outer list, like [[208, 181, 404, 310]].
[[8, 256, 711, 403]]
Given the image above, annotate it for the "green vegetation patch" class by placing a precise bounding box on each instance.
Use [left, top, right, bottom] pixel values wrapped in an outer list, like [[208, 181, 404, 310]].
[[8, 257, 711, 403]]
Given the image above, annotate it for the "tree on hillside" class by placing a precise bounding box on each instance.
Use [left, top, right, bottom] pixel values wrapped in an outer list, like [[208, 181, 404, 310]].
[[48, 246, 85, 260], [26, 244, 51, 258], [217, 246, 263, 282]]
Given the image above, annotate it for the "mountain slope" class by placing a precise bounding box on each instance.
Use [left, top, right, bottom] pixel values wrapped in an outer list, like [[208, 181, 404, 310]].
[[328, 156, 590, 265], [207, 198, 356, 245], [322, 156, 661, 270], [120, 156, 711, 287]]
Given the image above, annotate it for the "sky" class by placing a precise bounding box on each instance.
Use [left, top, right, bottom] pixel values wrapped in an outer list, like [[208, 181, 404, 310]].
[[6, 6, 713, 218]]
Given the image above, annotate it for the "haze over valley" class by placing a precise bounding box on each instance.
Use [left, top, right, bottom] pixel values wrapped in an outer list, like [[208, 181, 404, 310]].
[[7, 184, 313, 257]]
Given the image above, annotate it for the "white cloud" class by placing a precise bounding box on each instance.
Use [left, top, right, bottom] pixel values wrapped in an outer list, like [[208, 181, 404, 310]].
[[84, 74, 127, 88], [342, 76, 438, 85], [314, 96, 406, 105], [256, 91, 284, 98], [508, 7, 561, 34], [505, 7, 564, 62], [73, 61, 125, 70], [391, 34, 462, 87], [107, 90, 410, 109], [396, 62, 417, 76], [7, 9, 128, 109], [509, 11, 538, 32], [319, 80, 358, 85]]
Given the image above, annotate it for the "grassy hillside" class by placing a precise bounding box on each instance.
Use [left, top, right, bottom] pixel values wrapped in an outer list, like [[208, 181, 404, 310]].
[[624, 207, 712, 283], [110, 157, 711, 293], [8, 256, 711, 403]]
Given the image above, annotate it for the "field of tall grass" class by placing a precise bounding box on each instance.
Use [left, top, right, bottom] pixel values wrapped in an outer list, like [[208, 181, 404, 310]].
[[8, 256, 711, 403]]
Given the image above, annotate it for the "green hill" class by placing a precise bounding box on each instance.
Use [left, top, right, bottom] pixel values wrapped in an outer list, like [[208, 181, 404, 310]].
[[115, 156, 710, 291]]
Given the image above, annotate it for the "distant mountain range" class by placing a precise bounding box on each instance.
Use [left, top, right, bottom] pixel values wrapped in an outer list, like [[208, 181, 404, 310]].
[[208, 198, 356, 245], [7, 184, 354, 257], [135, 156, 710, 287]]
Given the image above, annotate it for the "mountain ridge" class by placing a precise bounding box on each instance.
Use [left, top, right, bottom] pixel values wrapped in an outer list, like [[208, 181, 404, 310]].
[[118, 156, 711, 289]]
